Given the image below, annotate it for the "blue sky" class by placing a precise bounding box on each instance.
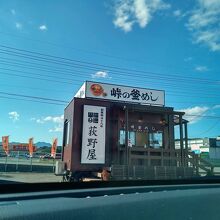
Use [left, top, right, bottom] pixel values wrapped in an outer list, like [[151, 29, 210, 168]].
[[0, 0, 220, 144]]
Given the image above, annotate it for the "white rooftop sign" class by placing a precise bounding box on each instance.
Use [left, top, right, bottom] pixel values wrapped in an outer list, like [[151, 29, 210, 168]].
[[75, 81, 165, 106]]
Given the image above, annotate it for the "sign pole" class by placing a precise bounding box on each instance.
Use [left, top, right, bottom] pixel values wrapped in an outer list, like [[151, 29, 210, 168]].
[[51, 138, 57, 172], [30, 156, 33, 172], [4, 155, 8, 172], [16, 151, 19, 171], [2, 136, 9, 172], [53, 158, 55, 173], [125, 106, 129, 166], [28, 137, 34, 172]]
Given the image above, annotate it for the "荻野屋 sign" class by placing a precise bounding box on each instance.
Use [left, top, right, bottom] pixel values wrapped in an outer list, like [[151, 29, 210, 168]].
[[75, 81, 165, 106], [81, 105, 106, 164]]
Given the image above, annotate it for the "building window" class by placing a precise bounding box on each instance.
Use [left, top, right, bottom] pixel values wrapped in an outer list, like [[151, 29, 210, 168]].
[[120, 130, 163, 148], [119, 130, 135, 147], [63, 119, 70, 147], [149, 132, 163, 148]]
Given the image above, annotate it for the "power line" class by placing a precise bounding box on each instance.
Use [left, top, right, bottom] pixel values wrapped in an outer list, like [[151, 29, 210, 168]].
[[0, 30, 193, 71], [0, 66, 80, 82], [1, 90, 220, 119], [0, 44, 219, 86], [0, 70, 219, 106], [1, 53, 220, 98], [0, 30, 206, 76], [1, 88, 220, 119], [0, 82, 72, 94], [1, 55, 219, 91], [185, 115, 218, 119], [0, 57, 220, 101], [0, 46, 220, 94], [0, 95, 66, 106], [0, 70, 73, 85], [0, 56, 84, 75], [196, 119, 220, 136], [0, 44, 220, 108], [185, 114, 220, 119], [0, 91, 68, 103], [167, 92, 220, 99], [0, 72, 219, 107]]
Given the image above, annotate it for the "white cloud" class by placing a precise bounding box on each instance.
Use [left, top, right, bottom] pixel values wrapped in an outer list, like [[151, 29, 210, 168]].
[[43, 115, 64, 123], [173, 9, 182, 17], [173, 9, 189, 19], [36, 119, 44, 124], [213, 105, 220, 109], [11, 9, 16, 15], [32, 115, 64, 124], [91, 71, 111, 79], [113, 0, 170, 32], [15, 22, 22, 30], [9, 111, 20, 121], [187, 0, 220, 51], [184, 57, 193, 62], [39, 25, 47, 31], [49, 125, 63, 133], [32, 115, 64, 132], [179, 106, 209, 124], [195, 65, 208, 72]]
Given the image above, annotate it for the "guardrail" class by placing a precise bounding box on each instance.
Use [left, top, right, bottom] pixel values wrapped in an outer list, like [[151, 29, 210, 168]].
[[0, 151, 62, 172]]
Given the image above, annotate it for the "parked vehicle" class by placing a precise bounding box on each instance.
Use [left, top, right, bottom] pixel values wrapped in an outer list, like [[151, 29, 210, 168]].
[[40, 154, 61, 160], [0, 153, 7, 157]]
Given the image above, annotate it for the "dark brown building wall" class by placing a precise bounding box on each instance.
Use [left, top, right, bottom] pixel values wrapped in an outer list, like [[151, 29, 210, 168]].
[[65, 98, 113, 172], [62, 100, 74, 170], [63, 97, 176, 173]]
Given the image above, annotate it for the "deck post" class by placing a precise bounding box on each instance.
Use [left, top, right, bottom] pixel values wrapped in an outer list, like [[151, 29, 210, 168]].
[[124, 106, 129, 166], [179, 115, 184, 166], [184, 122, 188, 166]]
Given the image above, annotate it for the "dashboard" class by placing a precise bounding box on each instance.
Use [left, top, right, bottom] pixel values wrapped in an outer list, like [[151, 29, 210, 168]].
[[1, 182, 220, 220]]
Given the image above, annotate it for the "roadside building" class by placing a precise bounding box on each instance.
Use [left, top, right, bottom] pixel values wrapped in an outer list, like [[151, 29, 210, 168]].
[[61, 81, 194, 181], [175, 137, 220, 158], [209, 137, 220, 159], [175, 138, 208, 154]]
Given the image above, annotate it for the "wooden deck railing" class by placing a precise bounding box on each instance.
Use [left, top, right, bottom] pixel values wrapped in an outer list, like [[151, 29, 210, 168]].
[[188, 151, 214, 175], [119, 147, 214, 176], [126, 147, 184, 167]]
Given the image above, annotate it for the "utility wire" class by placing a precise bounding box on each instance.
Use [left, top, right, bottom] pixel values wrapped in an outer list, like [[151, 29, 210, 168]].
[[0, 66, 79, 82], [1, 56, 219, 92], [0, 30, 204, 75], [0, 95, 66, 106], [0, 31, 193, 71], [0, 45, 219, 85], [0, 70, 73, 84], [1, 44, 220, 108], [0, 91, 68, 103], [1, 90, 220, 119], [0, 46, 219, 93], [196, 119, 220, 136], [0, 82, 72, 94], [1, 55, 220, 98]]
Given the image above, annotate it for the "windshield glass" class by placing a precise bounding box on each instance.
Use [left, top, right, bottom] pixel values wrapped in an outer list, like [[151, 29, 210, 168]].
[[1, 0, 220, 185]]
